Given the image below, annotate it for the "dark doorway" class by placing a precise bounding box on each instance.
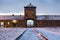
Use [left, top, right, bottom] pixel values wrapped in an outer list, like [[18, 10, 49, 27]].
[[13, 23, 17, 27]]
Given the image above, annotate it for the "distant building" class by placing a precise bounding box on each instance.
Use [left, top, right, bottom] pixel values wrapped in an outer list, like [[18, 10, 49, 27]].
[[0, 3, 60, 28]]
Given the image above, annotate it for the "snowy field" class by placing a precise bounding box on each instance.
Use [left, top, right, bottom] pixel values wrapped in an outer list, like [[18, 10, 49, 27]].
[[0, 27, 60, 40], [35, 27, 60, 40], [0, 28, 26, 40], [44, 27, 60, 33]]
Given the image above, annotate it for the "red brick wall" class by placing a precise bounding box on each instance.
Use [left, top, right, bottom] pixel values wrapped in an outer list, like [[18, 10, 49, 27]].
[[36, 20, 60, 27]]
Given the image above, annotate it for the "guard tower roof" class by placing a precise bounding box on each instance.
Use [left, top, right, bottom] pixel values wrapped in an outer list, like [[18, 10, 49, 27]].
[[24, 3, 36, 8]]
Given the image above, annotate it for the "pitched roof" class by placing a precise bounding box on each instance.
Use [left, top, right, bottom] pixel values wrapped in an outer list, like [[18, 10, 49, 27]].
[[24, 3, 36, 8], [0, 15, 60, 20], [36, 15, 60, 20], [0, 15, 24, 20]]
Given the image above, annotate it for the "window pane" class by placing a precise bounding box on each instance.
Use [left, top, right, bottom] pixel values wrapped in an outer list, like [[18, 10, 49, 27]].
[[1, 22, 4, 25]]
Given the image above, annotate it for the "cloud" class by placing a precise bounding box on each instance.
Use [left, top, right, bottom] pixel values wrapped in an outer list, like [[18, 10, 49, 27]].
[[0, 0, 60, 15]]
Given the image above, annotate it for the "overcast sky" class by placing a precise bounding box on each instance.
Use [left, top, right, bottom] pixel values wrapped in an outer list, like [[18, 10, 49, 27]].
[[0, 0, 60, 15]]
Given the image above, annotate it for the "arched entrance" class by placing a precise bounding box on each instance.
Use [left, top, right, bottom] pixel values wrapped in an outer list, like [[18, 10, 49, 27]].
[[26, 19, 34, 27]]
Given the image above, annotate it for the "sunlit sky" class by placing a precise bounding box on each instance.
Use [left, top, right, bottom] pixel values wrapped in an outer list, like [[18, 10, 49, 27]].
[[0, 0, 60, 15]]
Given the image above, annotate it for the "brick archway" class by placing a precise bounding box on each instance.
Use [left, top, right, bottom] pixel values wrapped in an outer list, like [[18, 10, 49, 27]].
[[26, 18, 34, 28]]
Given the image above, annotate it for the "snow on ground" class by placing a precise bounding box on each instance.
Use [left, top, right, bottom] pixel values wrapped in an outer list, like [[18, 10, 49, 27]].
[[0, 28, 26, 40], [44, 27, 60, 33], [17, 28, 41, 40], [35, 27, 60, 40], [0, 27, 60, 40]]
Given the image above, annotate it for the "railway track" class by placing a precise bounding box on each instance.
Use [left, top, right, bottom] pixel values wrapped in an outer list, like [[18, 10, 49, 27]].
[[33, 29, 48, 40], [16, 28, 48, 40]]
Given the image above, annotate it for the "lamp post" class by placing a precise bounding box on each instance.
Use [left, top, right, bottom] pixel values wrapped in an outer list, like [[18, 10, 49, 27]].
[[12, 20, 17, 23]]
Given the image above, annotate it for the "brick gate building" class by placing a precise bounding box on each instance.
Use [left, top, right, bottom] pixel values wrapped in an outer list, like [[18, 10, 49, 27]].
[[0, 3, 60, 28]]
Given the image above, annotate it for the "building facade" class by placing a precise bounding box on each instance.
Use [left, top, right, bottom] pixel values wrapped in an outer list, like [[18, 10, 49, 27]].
[[0, 3, 60, 28]]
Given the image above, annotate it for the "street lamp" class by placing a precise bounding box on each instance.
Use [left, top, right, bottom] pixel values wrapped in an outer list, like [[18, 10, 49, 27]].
[[12, 20, 17, 23], [8, 22, 10, 25]]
